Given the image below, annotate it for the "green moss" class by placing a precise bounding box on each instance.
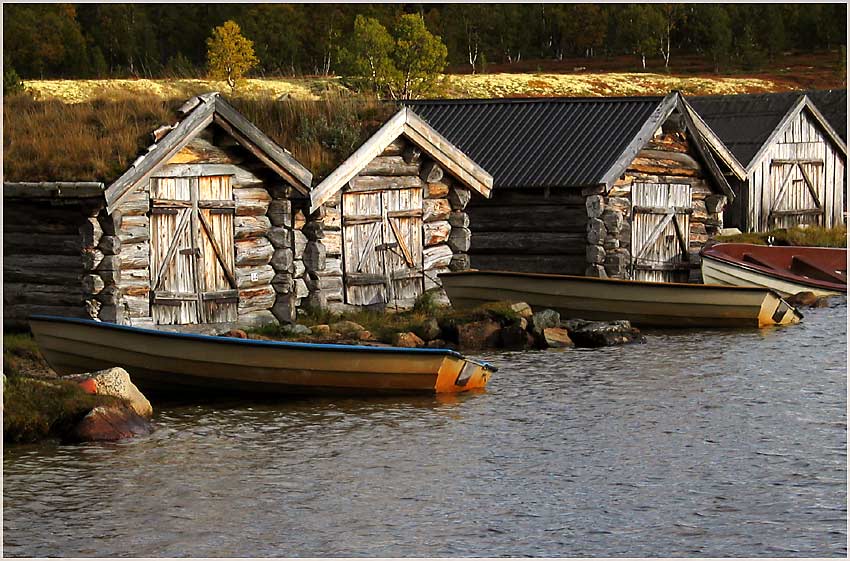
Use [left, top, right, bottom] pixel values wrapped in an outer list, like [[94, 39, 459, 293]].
[[3, 333, 50, 378], [3, 376, 116, 444], [715, 225, 847, 248]]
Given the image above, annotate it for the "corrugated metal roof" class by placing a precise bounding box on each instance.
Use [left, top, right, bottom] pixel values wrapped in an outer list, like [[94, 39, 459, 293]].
[[405, 97, 665, 188], [688, 92, 801, 169], [806, 89, 847, 142]]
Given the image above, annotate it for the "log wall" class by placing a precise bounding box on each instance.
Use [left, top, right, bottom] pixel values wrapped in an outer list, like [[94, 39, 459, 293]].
[[315, 136, 474, 313], [103, 127, 294, 328], [3, 195, 103, 329]]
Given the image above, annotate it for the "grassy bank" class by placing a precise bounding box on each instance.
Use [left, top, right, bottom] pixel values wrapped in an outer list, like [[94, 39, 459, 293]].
[[715, 225, 847, 247]]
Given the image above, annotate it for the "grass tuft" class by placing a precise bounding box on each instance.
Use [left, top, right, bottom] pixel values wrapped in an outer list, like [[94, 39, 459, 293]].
[[715, 225, 847, 248]]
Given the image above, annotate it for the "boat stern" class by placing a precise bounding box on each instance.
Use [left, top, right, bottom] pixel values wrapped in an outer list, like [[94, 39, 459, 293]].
[[758, 293, 803, 327], [434, 356, 496, 393]]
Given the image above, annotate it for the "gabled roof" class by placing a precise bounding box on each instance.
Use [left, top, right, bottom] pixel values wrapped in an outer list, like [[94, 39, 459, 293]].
[[687, 91, 847, 173], [806, 89, 846, 142], [406, 93, 734, 200], [104, 92, 313, 214], [309, 107, 494, 212]]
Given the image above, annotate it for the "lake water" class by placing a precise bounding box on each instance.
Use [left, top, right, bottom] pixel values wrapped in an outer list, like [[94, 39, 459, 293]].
[[4, 303, 846, 557]]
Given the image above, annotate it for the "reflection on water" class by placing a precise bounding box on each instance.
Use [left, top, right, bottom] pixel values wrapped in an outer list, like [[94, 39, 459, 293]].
[[4, 304, 846, 557]]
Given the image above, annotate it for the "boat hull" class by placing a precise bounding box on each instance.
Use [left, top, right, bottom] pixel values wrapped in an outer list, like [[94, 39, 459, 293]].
[[700, 244, 846, 297], [29, 316, 494, 396], [439, 270, 801, 328]]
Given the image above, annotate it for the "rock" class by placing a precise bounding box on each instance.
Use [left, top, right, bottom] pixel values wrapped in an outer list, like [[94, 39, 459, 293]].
[[222, 329, 248, 339], [416, 318, 441, 341], [531, 309, 561, 336], [330, 320, 366, 334], [68, 404, 153, 442], [565, 319, 645, 348], [66, 367, 152, 419], [282, 323, 312, 336], [393, 332, 424, 348], [510, 302, 533, 318], [356, 330, 372, 340], [311, 324, 331, 336], [786, 291, 839, 309], [542, 327, 573, 349], [457, 319, 501, 349], [426, 339, 455, 350], [499, 324, 534, 349]]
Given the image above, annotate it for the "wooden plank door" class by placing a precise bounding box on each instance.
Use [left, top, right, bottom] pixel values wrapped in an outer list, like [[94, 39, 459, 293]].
[[382, 187, 424, 307], [768, 160, 825, 229], [342, 191, 388, 305], [631, 183, 692, 283], [150, 176, 237, 325]]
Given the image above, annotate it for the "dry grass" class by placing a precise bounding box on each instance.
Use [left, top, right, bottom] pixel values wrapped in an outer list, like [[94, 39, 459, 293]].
[[715, 225, 847, 247], [3, 92, 183, 182]]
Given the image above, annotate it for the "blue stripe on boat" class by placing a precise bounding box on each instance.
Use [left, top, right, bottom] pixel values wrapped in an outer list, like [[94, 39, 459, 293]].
[[29, 315, 495, 371]]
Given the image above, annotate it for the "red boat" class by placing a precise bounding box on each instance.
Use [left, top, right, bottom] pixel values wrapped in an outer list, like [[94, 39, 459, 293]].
[[701, 243, 847, 297]]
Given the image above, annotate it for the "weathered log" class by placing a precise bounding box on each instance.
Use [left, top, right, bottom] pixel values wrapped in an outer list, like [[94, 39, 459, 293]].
[[235, 188, 272, 216], [468, 204, 587, 233], [323, 257, 343, 276], [267, 199, 292, 227], [267, 227, 291, 249], [96, 285, 121, 306], [80, 217, 103, 249], [236, 264, 275, 289], [627, 161, 701, 177], [302, 221, 324, 241], [587, 218, 606, 246], [98, 235, 122, 256], [3, 283, 83, 306], [448, 186, 472, 210], [235, 237, 274, 266], [272, 272, 294, 294], [423, 244, 453, 270], [348, 176, 424, 192], [468, 190, 585, 207], [119, 276, 150, 297], [3, 233, 82, 256], [472, 231, 586, 255], [420, 161, 444, 183], [324, 205, 341, 230], [294, 229, 308, 258], [692, 199, 709, 222], [294, 278, 309, 299], [425, 182, 449, 199], [4, 205, 86, 229], [82, 249, 105, 271], [167, 137, 240, 165], [320, 276, 344, 302], [271, 294, 296, 324], [635, 149, 701, 169], [123, 295, 150, 318], [234, 216, 272, 240], [98, 305, 119, 323], [323, 230, 342, 255], [5, 304, 87, 321], [581, 184, 606, 197], [117, 215, 149, 244], [424, 267, 451, 290], [362, 155, 420, 176], [119, 190, 149, 216], [119, 243, 149, 270], [601, 209, 623, 234], [270, 248, 294, 271], [238, 286, 276, 313], [448, 226, 471, 253], [705, 194, 727, 215], [423, 199, 451, 222], [471, 254, 587, 275], [293, 209, 307, 230], [586, 195, 605, 219], [95, 255, 121, 272], [448, 211, 470, 229], [294, 259, 306, 278], [4, 219, 81, 235], [424, 220, 451, 246], [586, 244, 606, 265], [381, 137, 406, 157], [448, 253, 470, 272], [303, 241, 326, 272], [82, 274, 105, 295]]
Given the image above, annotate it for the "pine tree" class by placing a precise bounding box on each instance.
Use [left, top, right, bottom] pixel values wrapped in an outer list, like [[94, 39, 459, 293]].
[[206, 20, 259, 92]]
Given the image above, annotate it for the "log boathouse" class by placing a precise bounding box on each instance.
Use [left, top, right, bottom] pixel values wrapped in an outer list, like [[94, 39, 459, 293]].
[[407, 92, 737, 283]]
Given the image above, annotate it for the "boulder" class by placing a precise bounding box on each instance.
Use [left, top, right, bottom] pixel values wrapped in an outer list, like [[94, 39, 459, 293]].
[[457, 319, 501, 349], [222, 329, 248, 339], [393, 332, 424, 348], [531, 309, 561, 338], [416, 318, 442, 341], [563, 319, 644, 348], [542, 327, 573, 349], [311, 324, 331, 336], [330, 320, 366, 334], [426, 339, 456, 350], [499, 324, 534, 350], [68, 404, 153, 442], [356, 330, 372, 340], [282, 323, 312, 336], [786, 291, 818, 307], [66, 367, 152, 419], [510, 302, 533, 319]]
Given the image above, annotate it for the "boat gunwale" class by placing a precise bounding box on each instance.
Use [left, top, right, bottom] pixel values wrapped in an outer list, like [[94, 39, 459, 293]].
[[29, 315, 496, 371], [700, 244, 846, 293], [439, 268, 788, 296]]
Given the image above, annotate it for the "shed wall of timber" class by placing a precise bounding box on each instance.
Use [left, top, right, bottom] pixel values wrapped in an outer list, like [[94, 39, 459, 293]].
[[741, 109, 845, 232], [313, 136, 476, 313]]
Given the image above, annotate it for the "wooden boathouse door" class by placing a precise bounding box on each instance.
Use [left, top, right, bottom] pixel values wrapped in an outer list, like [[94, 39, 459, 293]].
[[150, 176, 238, 325], [767, 159, 825, 229], [342, 188, 424, 307], [631, 183, 692, 283]]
